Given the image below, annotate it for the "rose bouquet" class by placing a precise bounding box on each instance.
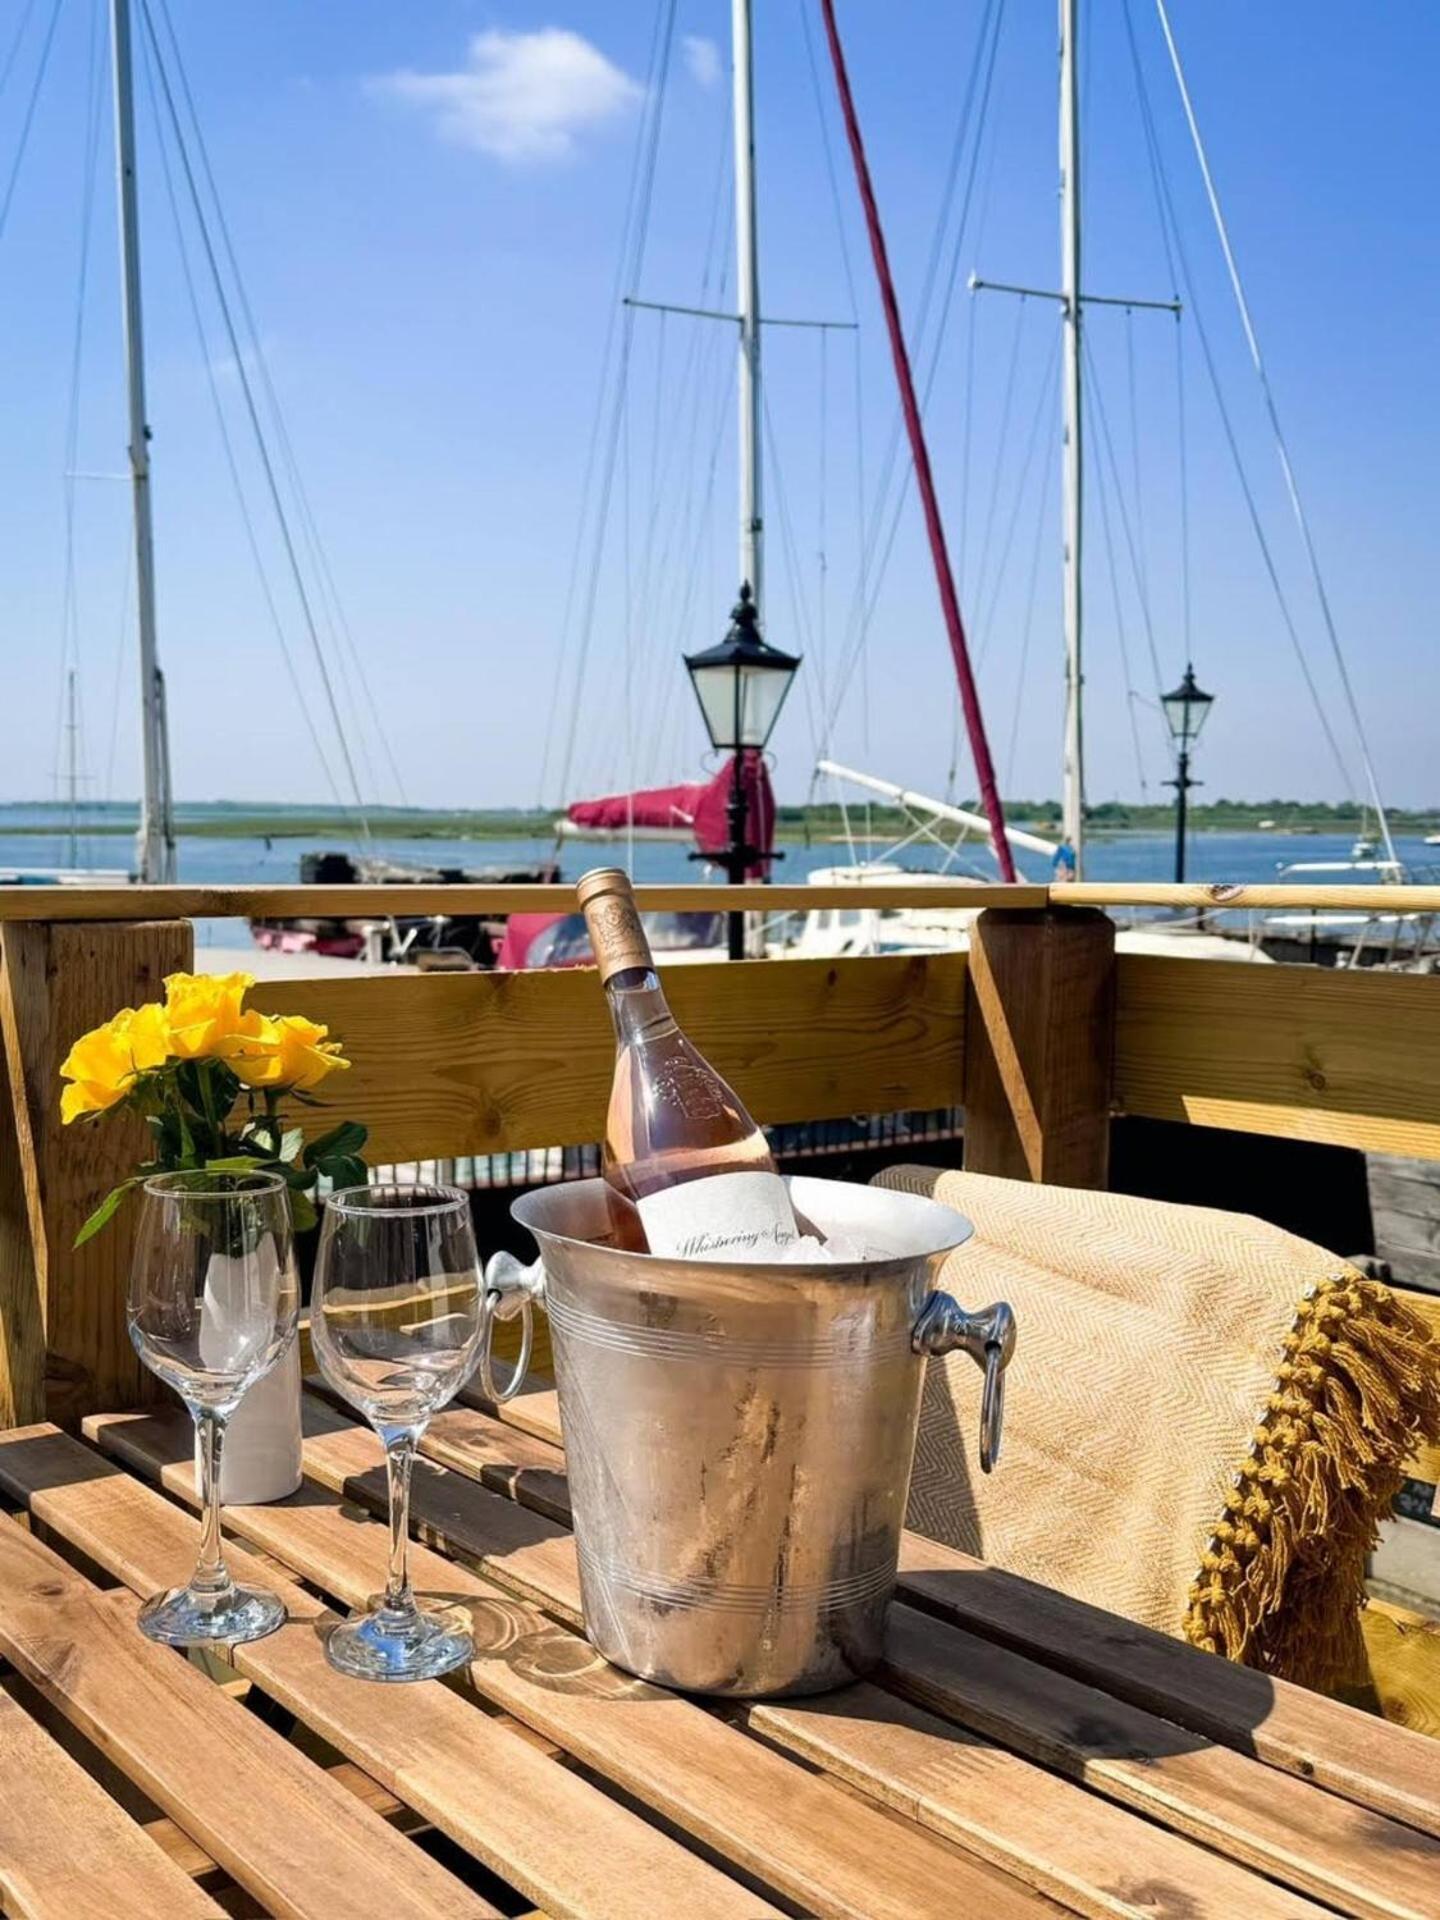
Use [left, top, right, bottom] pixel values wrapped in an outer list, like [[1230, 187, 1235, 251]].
[[61, 970, 367, 1243]]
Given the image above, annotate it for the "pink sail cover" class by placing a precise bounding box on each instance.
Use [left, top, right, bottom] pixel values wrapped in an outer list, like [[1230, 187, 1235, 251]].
[[566, 752, 775, 876], [499, 754, 777, 970]]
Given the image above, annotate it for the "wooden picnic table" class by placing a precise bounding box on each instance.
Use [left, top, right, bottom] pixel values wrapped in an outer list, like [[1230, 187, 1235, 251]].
[[1, 1380, 1438, 1920]]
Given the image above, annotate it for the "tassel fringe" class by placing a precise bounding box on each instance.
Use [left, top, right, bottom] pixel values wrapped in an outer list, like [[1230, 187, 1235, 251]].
[[1182, 1273, 1440, 1692]]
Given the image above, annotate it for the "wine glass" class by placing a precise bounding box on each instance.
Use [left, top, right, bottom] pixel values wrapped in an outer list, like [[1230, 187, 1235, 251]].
[[311, 1183, 485, 1681], [128, 1170, 299, 1646]]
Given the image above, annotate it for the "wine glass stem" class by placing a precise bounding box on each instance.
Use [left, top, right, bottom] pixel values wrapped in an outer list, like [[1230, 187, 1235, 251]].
[[383, 1432, 417, 1615], [193, 1409, 233, 1598]]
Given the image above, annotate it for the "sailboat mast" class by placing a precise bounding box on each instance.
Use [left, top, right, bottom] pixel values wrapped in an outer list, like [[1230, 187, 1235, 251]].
[[65, 669, 80, 870], [1059, 0, 1084, 872], [110, 0, 175, 883], [732, 0, 762, 613]]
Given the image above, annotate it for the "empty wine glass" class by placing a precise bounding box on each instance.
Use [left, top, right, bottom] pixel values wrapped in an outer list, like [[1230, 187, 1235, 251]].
[[311, 1183, 485, 1681], [128, 1170, 299, 1646]]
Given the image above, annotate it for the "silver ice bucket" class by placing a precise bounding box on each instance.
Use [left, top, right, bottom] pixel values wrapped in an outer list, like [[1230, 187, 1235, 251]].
[[483, 1175, 1014, 1697]]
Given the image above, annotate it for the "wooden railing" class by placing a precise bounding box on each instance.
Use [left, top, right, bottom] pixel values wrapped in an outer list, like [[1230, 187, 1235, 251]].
[[3, 879, 1440, 1427]]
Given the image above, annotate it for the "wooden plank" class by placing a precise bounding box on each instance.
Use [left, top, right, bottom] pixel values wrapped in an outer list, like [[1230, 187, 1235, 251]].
[[962, 908, 1115, 1186], [897, 1530, 1440, 1839], [1362, 1600, 1440, 1740], [87, 1409, 1060, 1920], [879, 1602, 1440, 1920], [0, 1002, 45, 1433], [0, 1685, 222, 1919], [1115, 953, 1440, 1161], [0, 1426, 775, 1920], [0, 1513, 494, 1920], [753, 1683, 1330, 1920], [8, 877, 1440, 923], [1056, 881, 1440, 914], [0, 919, 193, 1426], [0, 880, 1048, 922], [248, 950, 967, 1161], [140, 1760, 429, 1890], [398, 1386, 1440, 1920], [1396, 1289, 1440, 1486]]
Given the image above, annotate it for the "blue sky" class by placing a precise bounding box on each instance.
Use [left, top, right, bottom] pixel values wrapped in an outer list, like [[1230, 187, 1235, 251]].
[[0, 0, 1435, 811]]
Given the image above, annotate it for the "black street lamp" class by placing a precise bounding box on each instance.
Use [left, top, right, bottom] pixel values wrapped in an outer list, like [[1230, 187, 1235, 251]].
[[1161, 663, 1215, 884], [684, 583, 801, 959]]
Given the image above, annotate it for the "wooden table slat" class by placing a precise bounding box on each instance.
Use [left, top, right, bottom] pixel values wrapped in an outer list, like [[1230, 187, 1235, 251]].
[[752, 1680, 1334, 1920], [86, 1408, 1062, 1920], [898, 1529, 1440, 1839], [0, 1425, 775, 1920], [0, 1512, 494, 1920], [426, 1385, 1440, 1920], [0, 1685, 223, 1919], [481, 1368, 1440, 1844]]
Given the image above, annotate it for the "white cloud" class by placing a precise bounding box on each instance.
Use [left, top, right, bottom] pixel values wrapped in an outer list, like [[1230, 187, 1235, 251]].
[[682, 35, 722, 90], [374, 28, 642, 164]]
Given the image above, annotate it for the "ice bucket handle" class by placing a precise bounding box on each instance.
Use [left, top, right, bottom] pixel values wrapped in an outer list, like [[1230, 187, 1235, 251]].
[[478, 1251, 546, 1404], [911, 1295, 1017, 1474]]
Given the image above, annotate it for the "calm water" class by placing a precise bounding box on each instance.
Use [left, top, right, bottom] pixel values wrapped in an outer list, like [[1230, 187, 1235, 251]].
[[3, 806, 1433, 954]]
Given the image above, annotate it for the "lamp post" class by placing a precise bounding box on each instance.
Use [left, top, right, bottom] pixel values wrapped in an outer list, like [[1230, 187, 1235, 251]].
[[684, 583, 800, 959], [1161, 663, 1215, 885]]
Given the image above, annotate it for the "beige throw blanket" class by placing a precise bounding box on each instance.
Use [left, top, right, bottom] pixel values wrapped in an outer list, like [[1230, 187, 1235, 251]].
[[877, 1164, 1440, 1691]]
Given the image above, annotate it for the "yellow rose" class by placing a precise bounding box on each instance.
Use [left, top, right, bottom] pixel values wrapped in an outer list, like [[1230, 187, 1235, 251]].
[[230, 1013, 350, 1092], [59, 1002, 171, 1123], [162, 971, 267, 1063]]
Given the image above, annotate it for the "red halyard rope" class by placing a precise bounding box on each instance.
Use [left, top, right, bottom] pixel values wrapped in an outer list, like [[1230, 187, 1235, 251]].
[[817, 0, 1018, 882]]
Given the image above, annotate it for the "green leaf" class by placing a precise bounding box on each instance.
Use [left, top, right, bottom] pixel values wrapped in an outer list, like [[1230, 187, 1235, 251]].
[[279, 1127, 304, 1164], [73, 1176, 145, 1249], [287, 1189, 318, 1234], [303, 1119, 367, 1168], [201, 1154, 271, 1174]]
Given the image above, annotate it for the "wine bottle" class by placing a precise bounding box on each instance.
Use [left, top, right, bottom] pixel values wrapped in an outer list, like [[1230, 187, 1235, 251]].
[[577, 868, 799, 1260]]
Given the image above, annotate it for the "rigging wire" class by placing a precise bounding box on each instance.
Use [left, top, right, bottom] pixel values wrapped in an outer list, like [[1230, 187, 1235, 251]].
[[0, 0, 62, 246], [539, 0, 677, 804], [53, 0, 107, 822], [968, 294, 1027, 628], [827, 0, 1007, 743], [1175, 313, 1192, 664], [1119, 0, 1356, 801], [975, 332, 1061, 654], [138, 0, 375, 844], [1087, 381, 1152, 797], [552, 0, 679, 808], [1004, 451, 1054, 792], [0, 0, 39, 106], [1082, 334, 1167, 712], [138, 24, 347, 812], [1153, 0, 1395, 863], [1123, 308, 1151, 624], [628, 123, 733, 785], [150, 0, 406, 810]]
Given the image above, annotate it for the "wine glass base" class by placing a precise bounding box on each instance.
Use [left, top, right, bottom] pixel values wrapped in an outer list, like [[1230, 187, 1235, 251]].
[[138, 1581, 286, 1649], [325, 1603, 473, 1683]]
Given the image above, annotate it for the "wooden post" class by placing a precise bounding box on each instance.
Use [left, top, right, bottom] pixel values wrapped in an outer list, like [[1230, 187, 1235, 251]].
[[962, 907, 1115, 1188], [0, 919, 193, 1427]]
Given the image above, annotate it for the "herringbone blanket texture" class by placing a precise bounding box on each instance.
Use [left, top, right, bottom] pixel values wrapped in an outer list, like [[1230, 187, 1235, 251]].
[[877, 1164, 1440, 1689]]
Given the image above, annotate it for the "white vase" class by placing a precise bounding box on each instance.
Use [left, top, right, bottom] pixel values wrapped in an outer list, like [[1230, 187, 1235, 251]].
[[194, 1248, 303, 1504]]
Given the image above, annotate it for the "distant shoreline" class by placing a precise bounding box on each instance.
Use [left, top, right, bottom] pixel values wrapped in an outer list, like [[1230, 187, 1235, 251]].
[[2, 806, 1438, 842]]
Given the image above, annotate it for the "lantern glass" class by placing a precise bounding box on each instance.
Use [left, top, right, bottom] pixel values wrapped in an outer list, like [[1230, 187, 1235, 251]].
[[1161, 665, 1214, 748], [684, 585, 800, 751]]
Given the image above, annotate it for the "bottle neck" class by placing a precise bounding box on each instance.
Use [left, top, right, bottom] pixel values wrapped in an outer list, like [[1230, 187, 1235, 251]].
[[605, 967, 677, 1048]]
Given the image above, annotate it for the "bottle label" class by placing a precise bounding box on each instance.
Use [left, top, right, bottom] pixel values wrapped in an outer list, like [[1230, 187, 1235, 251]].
[[638, 1170, 799, 1262]]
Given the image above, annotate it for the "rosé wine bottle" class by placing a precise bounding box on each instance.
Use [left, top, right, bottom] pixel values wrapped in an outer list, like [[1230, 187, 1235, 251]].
[[577, 868, 799, 1261]]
